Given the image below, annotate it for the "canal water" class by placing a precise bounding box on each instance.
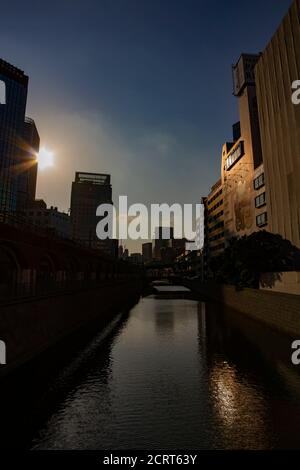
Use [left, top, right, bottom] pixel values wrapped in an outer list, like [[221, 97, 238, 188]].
[[30, 286, 300, 450]]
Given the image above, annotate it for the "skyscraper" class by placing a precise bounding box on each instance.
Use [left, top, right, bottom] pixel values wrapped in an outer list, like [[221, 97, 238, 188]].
[[0, 58, 39, 215], [70, 171, 118, 257], [17, 117, 40, 211], [0, 59, 28, 214]]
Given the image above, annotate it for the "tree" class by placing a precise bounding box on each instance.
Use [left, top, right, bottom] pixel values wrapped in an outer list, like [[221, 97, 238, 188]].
[[209, 231, 300, 288]]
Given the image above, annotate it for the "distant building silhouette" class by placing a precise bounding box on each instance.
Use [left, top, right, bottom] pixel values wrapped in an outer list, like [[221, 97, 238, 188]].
[[142, 242, 153, 263], [25, 199, 71, 239], [129, 253, 143, 265], [70, 171, 118, 257], [170, 237, 187, 257], [118, 244, 124, 259], [154, 226, 174, 260]]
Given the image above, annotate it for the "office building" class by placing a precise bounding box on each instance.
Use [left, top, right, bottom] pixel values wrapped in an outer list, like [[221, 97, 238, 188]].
[[221, 53, 268, 242], [205, 179, 225, 257], [255, 0, 300, 248], [70, 172, 118, 257], [25, 199, 71, 239], [17, 117, 40, 211], [0, 59, 28, 214], [142, 242, 153, 263]]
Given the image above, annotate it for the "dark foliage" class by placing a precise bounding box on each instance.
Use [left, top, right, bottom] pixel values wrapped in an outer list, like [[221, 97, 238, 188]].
[[209, 230, 300, 288]]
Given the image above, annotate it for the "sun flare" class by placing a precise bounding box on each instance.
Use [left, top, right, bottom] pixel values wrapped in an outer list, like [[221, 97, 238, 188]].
[[37, 147, 54, 170]]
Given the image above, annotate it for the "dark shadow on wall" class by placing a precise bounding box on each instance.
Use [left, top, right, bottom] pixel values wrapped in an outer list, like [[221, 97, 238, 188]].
[[260, 271, 283, 289], [0, 291, 140, 449]]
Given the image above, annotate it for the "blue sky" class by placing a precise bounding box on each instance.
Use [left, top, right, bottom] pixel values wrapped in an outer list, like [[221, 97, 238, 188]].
[[0, 0, 292, 250]]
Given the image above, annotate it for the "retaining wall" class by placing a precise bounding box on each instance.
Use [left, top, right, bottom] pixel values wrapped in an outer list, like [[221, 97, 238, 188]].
[[186, 281, 300, 338], [0, 280, 142, 377]]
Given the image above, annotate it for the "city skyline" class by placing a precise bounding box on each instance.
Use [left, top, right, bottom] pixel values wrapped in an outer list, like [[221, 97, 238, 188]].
[[0, 1, 292, 249], [1, 0, 300, 456]]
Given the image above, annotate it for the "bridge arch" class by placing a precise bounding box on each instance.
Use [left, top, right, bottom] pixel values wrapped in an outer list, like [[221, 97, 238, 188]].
[[0, 243, 21, 297]]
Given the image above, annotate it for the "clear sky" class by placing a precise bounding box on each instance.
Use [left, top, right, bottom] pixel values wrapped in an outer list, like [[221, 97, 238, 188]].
[[1, 0, 292, 251]]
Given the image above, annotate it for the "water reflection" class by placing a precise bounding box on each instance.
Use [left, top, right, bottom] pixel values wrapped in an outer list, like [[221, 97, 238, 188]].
[[210, 361, 269, 448], [154, 301, 175, 334], [31, 289, 300, 450]]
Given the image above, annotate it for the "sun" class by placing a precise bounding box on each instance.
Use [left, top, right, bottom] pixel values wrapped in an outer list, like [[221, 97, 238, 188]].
[[37, 147, 54, 170]]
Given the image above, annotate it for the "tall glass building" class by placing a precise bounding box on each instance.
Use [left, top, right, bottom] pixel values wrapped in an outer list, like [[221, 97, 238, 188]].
[[0, 59, 28, 214], [17, 117, 40, 211]]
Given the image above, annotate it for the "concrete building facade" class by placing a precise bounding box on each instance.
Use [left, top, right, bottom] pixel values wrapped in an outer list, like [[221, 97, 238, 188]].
[[221, 53, 267, 243], [255, 0, 300, 249], [205, 179, 225, 257]]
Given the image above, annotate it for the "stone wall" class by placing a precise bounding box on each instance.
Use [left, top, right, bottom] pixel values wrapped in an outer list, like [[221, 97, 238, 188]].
[[260, 271, 300, 296], [186, 281, 300, 338], [0, 280, 142, 377]]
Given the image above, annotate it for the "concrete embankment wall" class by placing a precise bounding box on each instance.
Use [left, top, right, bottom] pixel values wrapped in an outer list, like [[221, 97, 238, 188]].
[[260, 271, 300, 295], [0, 281, 142, 378], [186, 281, 300, 338]]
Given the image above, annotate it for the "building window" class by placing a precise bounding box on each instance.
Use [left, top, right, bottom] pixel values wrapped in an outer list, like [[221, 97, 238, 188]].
[[208, 199, 223, 214], [255, 192, 266, 208], [256, 212, 268, 227], [254, 173, 265, 190], [207, 189, 223, 206]]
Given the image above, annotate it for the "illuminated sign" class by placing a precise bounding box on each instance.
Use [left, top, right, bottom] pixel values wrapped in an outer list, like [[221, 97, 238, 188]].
[[224, 141, 244, 171]]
